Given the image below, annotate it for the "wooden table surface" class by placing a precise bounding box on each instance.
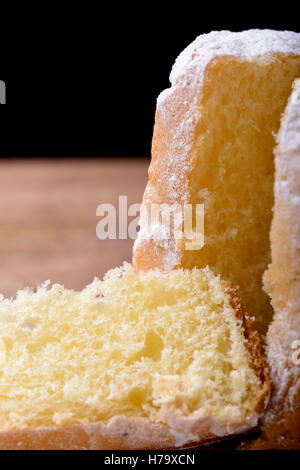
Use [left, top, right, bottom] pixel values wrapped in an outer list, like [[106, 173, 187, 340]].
[[0, 158, 149, 298]]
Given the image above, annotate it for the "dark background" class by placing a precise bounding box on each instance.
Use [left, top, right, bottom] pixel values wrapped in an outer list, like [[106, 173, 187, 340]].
[[1, 7, 299, 157]]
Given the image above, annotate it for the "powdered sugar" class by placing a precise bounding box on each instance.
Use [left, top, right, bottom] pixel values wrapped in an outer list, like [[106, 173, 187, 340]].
[[134, 204, 183, 269], [159, 30, 300, 108], [262, 80, 300, 432], [276, 80, 300, 207], [156, 30, 300, 172], [134, 30, 300, 270]]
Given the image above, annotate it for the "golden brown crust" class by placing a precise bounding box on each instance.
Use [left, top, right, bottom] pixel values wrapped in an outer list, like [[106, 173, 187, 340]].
[[226, 286, 271, 415]]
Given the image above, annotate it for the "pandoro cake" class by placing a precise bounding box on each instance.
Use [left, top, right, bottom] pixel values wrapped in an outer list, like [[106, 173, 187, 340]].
[[133, 29, 300, 334], [133, 30, 300, 449]]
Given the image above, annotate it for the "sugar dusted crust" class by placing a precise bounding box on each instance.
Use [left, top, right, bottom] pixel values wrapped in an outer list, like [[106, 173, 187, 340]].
[[133, 30, 300, 271], [249, 80, 300, 450], [0, 287, 269, 450], [0, 414, 257, 450]]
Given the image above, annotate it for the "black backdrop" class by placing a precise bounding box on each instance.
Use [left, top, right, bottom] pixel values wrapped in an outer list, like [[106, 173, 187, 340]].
[[1, 8, 299, 157]]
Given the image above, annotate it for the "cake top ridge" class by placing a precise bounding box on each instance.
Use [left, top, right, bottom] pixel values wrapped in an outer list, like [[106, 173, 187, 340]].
[[158, 30, 300, 107]]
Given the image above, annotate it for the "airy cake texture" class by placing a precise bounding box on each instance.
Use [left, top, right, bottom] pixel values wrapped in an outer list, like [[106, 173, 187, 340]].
[[0, 264, 269, 449], [133, 30, 300, 333]]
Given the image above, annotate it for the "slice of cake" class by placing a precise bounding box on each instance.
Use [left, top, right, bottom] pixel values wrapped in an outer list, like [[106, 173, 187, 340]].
[[133, 29, 300, 333], [0, 264, 269, 449]]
